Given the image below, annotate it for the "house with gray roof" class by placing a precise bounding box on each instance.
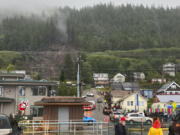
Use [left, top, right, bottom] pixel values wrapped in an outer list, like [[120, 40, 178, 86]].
[[152, 81, 180, 110], [157, 81, 180, 95], [111, 82, 139, 91], [0, 72, 57, 117]]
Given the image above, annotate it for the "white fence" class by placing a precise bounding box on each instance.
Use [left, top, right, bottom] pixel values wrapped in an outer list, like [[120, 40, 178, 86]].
[[18, 120, 111, 135]]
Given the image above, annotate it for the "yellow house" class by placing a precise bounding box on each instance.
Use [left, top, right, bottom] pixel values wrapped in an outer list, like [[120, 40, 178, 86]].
[[111, 90, 130, 104], [119, 93, 148, 112]]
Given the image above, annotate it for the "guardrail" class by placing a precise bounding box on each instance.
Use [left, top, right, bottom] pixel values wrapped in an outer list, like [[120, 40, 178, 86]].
[[18, 120, 170, 135], [18, 120, 110, 135]]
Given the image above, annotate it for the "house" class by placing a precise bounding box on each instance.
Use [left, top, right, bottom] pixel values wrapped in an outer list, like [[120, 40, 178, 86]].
[[133, 72, 145, 81], [152, 95, 180, 110], [118, 93, 148, 112], [141, 89, 153, 98], [111, 73, 125, 83], [157, 81, 180, 95], [111, 90, 130, 104], [35, 97, 90, 123], [111, 82, 139, 91], [93, 73, 109, 87], [163, 63, 175, 77], [0, 72, 57, 116], [151, 78, 166, 84], [151, 81, 180, 112]]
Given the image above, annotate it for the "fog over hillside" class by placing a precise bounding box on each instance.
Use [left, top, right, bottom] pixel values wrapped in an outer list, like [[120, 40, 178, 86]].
[[0, 0, 180, 16]]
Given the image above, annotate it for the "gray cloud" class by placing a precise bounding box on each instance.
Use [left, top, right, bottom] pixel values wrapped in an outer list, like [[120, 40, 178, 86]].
[[0, 0, 180, 14]]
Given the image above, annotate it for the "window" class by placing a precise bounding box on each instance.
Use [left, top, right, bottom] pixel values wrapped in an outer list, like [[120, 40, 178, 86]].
[[139, 101, 144, 106], [130, 114, 138, 117], [30, 106, 43, 117], [131, 101, 133, 106], [32, 86, 47, 96], [127, 101, 130, 106], [171, 84, 176, 89], [19, 86, 25, 96], [0, 87, 2, 96]]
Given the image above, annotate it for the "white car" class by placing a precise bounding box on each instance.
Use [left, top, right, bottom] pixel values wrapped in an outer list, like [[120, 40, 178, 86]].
[[126, 113, 152, 124], [96, 85, 104, 89], [86, 92, 94, 97]]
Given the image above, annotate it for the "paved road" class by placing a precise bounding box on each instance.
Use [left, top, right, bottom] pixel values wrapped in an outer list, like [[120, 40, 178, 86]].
[[82, 89, 169, 135], [82, 88, 105, 122]]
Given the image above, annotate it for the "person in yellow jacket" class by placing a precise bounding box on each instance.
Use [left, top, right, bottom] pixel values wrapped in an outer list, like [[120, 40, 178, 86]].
[[148, 120, 163, 135]]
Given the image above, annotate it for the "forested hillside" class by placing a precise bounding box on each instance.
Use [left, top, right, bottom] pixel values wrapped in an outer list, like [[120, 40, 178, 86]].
[[0, 4, 180, 83], [0, 5, 180, 51]]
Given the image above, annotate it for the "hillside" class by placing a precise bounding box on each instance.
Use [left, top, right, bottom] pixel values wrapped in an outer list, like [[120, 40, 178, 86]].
[[1, 5, 180, 81], [1, 5, 180, 52]]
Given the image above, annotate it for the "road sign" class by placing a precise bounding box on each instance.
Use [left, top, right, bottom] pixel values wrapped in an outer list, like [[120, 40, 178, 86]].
[[18, 100, 28, 111], [173, 102, 177, 112]]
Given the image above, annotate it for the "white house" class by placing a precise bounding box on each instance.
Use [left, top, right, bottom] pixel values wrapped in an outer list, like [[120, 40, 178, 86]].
[[152, 95, 180, 110], [93, 73, 109, 87], [112, 73, 125, 83], [133, 72, 145, 81], [163, 63, 175, 77], [157, 81, 180, 95], [152, 81, 180, 110], [152, 78, 166, 84]]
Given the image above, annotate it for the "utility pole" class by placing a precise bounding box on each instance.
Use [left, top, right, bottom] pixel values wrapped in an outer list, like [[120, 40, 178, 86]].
[[77, 56, 81, 97]]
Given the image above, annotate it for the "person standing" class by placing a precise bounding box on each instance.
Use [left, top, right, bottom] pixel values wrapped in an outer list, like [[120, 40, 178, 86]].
[[148, 119, 164, 135], [115, 117, 127, 135]]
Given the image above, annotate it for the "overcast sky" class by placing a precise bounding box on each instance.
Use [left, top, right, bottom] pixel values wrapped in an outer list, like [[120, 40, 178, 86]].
[[0, 0, 180, 15]]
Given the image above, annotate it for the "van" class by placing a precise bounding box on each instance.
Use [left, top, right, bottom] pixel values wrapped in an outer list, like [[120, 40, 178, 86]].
[[0, 114, 12, 135]]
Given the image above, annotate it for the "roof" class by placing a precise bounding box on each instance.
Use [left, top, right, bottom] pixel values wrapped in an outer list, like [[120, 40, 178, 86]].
[[122, 82, 139, 91], [0, 73, 25, 77], [0, 80, 57, 86], [111, 90, 130, 98], [35, 96, 91, 106], [156, 95, 180, 103], [119, 93, 148, 102], [111, 82, 123, 90], [157, 81, 180, 93], [111, 82, 139, 91], [0, 97, 14, 103]]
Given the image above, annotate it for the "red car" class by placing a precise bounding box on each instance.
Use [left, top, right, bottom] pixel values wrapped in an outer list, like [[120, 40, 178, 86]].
[[83, 105, 92, 111]]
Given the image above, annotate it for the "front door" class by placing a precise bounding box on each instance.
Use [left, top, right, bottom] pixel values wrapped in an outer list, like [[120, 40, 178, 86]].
[[58, 107, 69, 132]]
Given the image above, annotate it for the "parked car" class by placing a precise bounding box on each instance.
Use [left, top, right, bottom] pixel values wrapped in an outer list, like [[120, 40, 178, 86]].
[[83, 116, 96, 123], [126, 113, 152, 124], [110, 112, 124, 121], [97, 98, 103, 103], [103, 107, 111, 115], [86, 92, 94, 97], [96, 85, 104, 89], [169, 110, 180, 134], [83, 105, 92, 111], [0, 114, 12, 135]]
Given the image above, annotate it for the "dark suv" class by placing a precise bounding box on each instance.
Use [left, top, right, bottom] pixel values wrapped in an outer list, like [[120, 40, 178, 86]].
[[0, 114, 12, 135], [169, 111, 180, 135]]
